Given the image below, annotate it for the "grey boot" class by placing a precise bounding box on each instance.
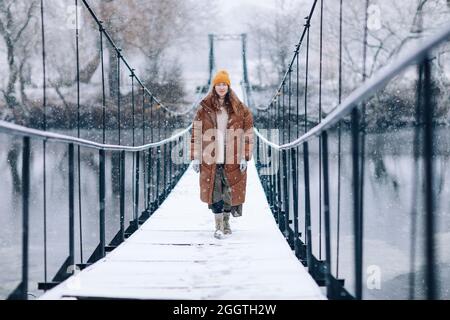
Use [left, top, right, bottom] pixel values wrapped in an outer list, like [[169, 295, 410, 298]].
[[214, 213, 224, 239], [223, 212, 232, 235]]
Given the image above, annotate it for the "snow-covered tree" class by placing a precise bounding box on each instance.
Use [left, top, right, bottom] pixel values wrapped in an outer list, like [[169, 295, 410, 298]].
[[0, 0, 39, 119]]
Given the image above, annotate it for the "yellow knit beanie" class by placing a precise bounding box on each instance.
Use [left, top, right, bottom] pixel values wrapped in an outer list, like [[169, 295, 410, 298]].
[[212, 69, 231, 87]]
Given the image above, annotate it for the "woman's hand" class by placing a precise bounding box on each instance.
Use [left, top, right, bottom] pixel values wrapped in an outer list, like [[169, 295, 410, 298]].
[[240, 159, 247, 172], [192, 159, 200, 173]]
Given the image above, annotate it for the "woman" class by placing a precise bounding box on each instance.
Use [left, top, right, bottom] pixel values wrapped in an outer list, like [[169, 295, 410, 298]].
[[190, 70, 254, 239]]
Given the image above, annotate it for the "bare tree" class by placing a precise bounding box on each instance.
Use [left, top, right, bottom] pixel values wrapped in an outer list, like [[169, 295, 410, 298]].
[[94, 0, 213, 98], [247, 0, 307, 85], [326, 0, 450, 89], [0, 0, 38, 118]]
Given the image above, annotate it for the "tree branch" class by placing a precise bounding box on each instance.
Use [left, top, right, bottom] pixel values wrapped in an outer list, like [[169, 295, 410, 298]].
[[13, 1, 36, 44]]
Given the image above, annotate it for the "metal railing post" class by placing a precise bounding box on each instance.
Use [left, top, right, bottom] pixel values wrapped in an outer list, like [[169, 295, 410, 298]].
[[276, 150, 283, 232], [156, 146, 161, 207], [163, 144, 167, 198], [303, 141, 313, 270], [68, 144, 75, 270], [8, 136, 30, 300], [120, 150, 126, 242], [22, 137, 30, 299], [134, 151, 140, 230], [322, 131, 332, 298], [256, 133, 260, 169], [8, 137, 30, 300], [147, 148, 152, 212], [282, 149, 291, 244], [291, 147, 300, 259], [99, 149, 106, 258], [422, 57, 436, 300], [351, 108, 363, 300]]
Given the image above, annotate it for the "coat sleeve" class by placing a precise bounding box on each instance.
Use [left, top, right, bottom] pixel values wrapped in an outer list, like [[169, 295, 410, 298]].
[[190, 106, 202, 161], [243, 106, 254, 161]]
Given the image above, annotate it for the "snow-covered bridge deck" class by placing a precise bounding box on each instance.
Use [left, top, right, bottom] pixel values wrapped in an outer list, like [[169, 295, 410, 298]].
[[40, 160, 324, 300]]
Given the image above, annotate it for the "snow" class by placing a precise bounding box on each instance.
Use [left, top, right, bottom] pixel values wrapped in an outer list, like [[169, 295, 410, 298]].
[[39, 160, 324, 300]]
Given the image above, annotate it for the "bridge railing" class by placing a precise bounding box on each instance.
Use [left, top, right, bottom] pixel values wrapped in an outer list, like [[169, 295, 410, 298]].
[[0, 120, 193, 300], [0, 0, 210, 300], [245, 0, 450, 300]]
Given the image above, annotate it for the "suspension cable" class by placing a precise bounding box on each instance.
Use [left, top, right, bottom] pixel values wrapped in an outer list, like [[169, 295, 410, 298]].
[[75, 0, 83, 264], [40, 0, 48, 285], [117, 50, 121, 145], [304, 20, 310, 134], [249, 1, 318, 114], [80, 0, 203, 118], [100, 22, 106, 144], [150, 96, 154, 204], [267, 0, 319, 113], [296, 44, 299, 138], [336, 0, 343, 278], [357, 3, 370, 295], [142, 88, 146, 209], [318, 0, 324, 260], [131, 70, 136, 225], [252, 22, 450, 151]]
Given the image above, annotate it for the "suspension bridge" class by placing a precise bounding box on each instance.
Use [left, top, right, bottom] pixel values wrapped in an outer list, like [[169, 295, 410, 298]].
[[1, 0, 450, 300]]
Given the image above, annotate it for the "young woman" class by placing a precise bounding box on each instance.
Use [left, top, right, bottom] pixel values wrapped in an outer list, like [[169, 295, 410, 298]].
[[190, 70, 254, 239]]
